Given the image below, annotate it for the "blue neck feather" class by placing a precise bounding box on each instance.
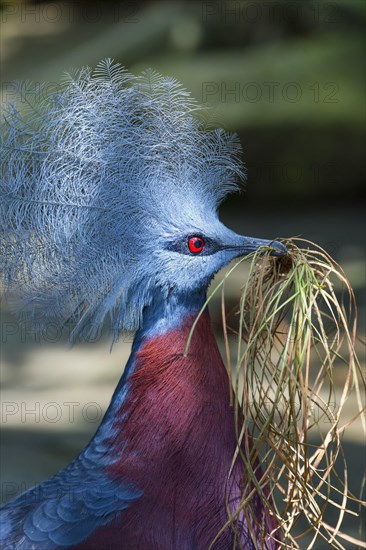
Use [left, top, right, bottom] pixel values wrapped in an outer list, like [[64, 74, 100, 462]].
[[140, 288, 206, 338]]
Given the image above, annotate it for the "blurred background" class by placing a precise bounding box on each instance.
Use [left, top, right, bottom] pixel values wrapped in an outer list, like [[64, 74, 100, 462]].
[[1, 1, 365, 547]]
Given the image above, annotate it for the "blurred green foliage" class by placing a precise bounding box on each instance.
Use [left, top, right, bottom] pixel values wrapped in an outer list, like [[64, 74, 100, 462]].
[[1, 0, 365, 203]]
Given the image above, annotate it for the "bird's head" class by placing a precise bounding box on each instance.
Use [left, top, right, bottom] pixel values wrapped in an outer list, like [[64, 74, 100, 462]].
[[142, 197, 286, 299], [0, 59, 286, 340]]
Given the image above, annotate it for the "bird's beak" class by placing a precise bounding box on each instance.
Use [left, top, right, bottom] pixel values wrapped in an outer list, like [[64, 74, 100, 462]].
[[226, 232, 287, 258]]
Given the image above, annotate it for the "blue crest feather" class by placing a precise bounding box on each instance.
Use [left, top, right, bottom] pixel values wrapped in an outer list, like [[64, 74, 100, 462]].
[[0, 59, 244, 339]]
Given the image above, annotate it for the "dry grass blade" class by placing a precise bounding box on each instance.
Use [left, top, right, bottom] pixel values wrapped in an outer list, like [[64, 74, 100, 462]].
[[190, 238, 365, 549]]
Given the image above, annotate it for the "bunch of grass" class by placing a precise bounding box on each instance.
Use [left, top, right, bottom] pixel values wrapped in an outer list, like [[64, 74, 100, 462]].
[[186, 239, 365, 549]]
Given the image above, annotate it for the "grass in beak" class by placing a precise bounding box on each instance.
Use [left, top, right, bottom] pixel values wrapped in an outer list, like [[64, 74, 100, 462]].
[[186, 238, 365, 549]]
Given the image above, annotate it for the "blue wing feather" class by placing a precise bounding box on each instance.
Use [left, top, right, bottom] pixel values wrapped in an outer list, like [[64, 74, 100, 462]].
[[0, 452, 142, 549]]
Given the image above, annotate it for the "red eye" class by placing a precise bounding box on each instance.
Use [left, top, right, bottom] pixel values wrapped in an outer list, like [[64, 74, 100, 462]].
[[188, 236, 205, 254]]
